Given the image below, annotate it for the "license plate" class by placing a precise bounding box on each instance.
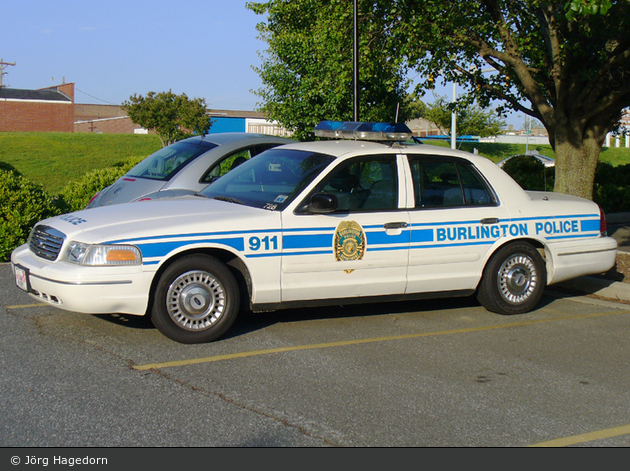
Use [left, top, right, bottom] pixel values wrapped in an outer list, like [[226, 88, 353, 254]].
[[14, 265, 28, 292]]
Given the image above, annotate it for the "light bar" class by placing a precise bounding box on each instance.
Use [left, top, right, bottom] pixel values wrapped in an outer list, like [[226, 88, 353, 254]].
[[314, 121, 413, 141]]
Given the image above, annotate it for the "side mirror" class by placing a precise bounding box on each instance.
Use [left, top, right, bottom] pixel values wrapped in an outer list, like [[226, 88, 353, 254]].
[[309, 193, 338, 213]]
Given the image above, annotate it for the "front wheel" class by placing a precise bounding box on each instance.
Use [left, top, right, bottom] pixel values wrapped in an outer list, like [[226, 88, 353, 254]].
[[151, 254, 240, 343], [477, 242, 547, 315]]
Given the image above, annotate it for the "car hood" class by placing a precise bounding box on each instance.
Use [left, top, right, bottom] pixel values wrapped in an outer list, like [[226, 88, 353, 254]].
[[88, 177, 166, 207], [42, 196, 278, 245]]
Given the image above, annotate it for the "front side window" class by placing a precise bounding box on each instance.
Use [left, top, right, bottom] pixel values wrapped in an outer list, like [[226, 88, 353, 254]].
[[315, 156, 398, 212], [409, 157, 495, 208], [200, 144, 280, 184]]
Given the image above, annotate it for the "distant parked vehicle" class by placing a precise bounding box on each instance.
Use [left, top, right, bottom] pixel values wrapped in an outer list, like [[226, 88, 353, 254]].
[[497, 152, 555, 168], [87, 133, 295, 208]]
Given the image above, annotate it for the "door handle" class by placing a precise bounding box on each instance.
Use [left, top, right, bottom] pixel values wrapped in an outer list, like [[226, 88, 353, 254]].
[[384, 222, 409, 229], [481, 217, 499, 225]]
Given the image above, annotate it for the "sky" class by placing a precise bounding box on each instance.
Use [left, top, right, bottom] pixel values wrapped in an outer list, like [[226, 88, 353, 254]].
[[1, 0, 523, 127], [1, 0, 268, 110]]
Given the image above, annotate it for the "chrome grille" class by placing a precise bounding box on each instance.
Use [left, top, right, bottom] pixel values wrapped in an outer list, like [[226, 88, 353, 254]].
[[29, 225, 66, 261]]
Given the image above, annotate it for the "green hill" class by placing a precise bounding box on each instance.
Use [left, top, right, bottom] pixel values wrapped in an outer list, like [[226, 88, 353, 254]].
[[0, 131, 629, 196], [0, 132, 161, 195]]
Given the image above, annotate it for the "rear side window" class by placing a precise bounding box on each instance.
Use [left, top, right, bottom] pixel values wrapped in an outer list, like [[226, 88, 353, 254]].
[[409, 157, 495, 208]]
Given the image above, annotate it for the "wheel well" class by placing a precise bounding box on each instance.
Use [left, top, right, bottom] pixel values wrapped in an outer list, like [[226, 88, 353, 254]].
[[478, 238, 548, 288], [145, 248, 252, 316], [498, 237, 545, 253]]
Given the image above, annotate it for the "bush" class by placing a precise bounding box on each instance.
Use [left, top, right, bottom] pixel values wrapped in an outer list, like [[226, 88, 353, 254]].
[[500, 155, 555, 191], [593, 162, 630, 214], [502, 158, 630, 214], [57, 156, 143, 213], [0, 169, 61, 262]]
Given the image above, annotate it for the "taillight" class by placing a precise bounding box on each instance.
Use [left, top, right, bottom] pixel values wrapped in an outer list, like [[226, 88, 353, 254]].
[[87, 191, 100, 206], [599, 206, 607, 236]]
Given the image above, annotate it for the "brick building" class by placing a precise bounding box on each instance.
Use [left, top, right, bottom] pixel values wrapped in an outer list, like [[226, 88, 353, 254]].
[[0, 83, 75, 132], [74, 104, 145, 134], [74, 107, 290, 136]]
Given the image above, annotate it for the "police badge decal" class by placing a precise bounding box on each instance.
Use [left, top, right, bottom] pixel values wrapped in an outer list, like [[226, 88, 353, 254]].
[[334, 221, 365, 263]]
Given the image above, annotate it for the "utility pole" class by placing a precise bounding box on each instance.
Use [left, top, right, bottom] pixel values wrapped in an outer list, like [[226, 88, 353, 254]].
[[0, 59, 16, 88]]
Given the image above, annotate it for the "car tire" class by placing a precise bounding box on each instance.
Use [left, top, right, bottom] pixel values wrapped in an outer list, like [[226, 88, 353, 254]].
[[151, 254, 240, 344], [477, 242, 546, 315]]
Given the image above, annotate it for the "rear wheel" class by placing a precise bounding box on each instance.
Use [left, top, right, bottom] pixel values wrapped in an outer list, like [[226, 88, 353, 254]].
[[477, 242, 546, 315], [151, 254, 240, 343]]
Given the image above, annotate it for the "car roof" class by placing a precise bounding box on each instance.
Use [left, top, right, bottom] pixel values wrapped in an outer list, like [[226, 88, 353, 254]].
[[278, 139, 485, 162], [183, 132, 295, 146]]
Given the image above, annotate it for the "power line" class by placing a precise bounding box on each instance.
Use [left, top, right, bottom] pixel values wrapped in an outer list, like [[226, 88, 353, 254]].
[[75, 87, 119, 105]]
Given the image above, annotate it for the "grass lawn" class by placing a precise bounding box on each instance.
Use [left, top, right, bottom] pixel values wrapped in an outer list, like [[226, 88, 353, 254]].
[[1, 132, 629, 195], [421, 138, 630, 165], [0, 132, 162, 195]]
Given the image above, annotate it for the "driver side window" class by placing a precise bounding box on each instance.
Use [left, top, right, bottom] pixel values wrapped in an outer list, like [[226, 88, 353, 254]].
[[201, 149, 252, 184], [318, 157, 398, 212]]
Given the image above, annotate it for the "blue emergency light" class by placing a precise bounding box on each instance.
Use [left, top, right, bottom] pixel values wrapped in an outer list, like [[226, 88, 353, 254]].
[[314, 121, 413, 141]]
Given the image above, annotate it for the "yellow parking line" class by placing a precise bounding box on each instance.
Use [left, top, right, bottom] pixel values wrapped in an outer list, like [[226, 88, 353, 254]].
[[5, 303, 48, 309], [133, 310, 630, 371], [528, 424, 630, 447]]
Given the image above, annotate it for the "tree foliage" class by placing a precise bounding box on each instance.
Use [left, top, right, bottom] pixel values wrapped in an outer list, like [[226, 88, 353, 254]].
[[417, 95, 506, 141], [247, 0, 410, 140], [394, 0, 630, 199], [246, 0, 629, 200], [123, 91, 211, 147]]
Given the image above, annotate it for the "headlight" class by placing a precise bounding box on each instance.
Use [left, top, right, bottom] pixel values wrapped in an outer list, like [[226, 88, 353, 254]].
[[64, 242, 142, 266]]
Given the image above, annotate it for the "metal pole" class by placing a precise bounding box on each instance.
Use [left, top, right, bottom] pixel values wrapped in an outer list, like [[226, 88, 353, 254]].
[[451, 82, 457, 149], [353, 0, 359, 122]]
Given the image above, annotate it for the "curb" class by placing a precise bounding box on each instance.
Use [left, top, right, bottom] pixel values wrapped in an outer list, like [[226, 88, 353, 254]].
[[556, 276, 630, 303], [606, 212, 630, 225]]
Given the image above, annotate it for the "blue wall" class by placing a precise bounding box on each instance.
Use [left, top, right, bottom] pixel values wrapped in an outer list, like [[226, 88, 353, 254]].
[[208, 117, 246, 133]]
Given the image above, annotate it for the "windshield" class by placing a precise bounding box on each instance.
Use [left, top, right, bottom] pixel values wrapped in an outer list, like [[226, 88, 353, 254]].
[[200, 148, 334, 210], [127, 140, 217, 181]]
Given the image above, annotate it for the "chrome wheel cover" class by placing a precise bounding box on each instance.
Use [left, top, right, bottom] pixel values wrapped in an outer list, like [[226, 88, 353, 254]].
[[497, 253, 538, 305], [166, 270, 226, 331]]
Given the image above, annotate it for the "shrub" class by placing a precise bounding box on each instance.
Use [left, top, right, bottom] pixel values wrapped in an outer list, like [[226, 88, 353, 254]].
[[57, 156, 143, 213], [500, 155, 555, 191], [0, 169, 61, 262], [593, 162, 630, 214], [501, 157, 630, 214]]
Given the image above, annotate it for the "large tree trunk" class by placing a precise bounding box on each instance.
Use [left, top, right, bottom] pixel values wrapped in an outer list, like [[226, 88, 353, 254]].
[[549, 117, 609, 201]]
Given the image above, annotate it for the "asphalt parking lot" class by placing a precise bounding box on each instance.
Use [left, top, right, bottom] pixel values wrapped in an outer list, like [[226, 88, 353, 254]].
[[2, 262, 630, 447]]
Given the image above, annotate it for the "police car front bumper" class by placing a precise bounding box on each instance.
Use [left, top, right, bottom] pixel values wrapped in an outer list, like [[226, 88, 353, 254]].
[[10, 244, 152, 316]]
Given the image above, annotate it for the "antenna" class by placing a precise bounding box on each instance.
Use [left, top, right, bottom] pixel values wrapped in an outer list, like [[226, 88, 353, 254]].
[[0, 58, 16, 88]]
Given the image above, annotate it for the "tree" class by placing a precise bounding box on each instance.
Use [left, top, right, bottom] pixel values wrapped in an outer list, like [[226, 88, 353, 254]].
[[395, 0, 629, 200], [418, 94, 506, 142], [246, 0, 410, 140], [123, 91, 211, 147]]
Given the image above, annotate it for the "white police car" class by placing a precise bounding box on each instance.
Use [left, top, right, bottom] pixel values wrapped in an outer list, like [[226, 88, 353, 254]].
[[11, 121, 618, 343]]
